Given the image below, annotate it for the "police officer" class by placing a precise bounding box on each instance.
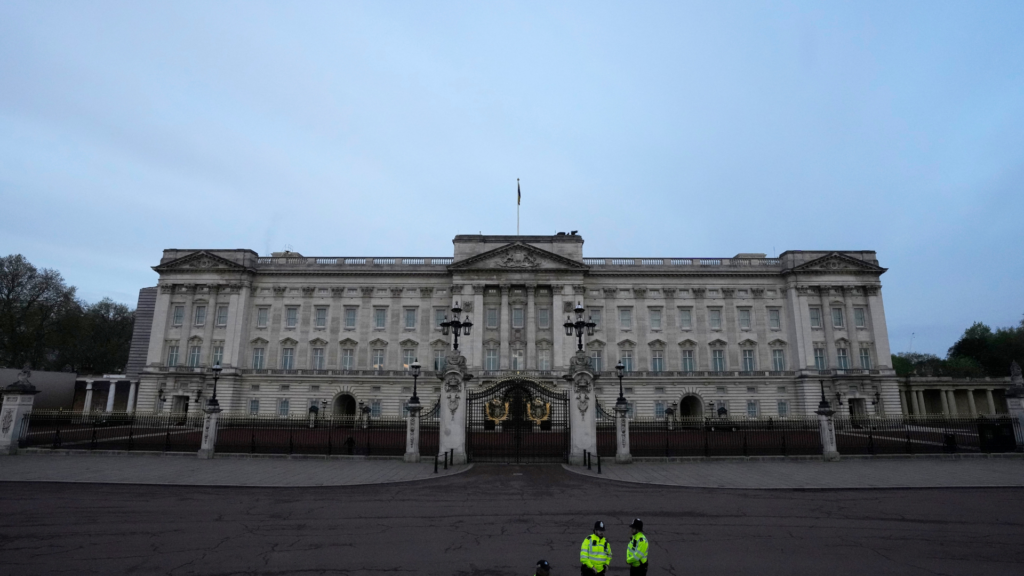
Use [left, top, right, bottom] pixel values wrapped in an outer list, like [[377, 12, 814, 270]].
[[580, 520, 612, 575], [626, 518, 649, 575], [535, 559, 551, 576]]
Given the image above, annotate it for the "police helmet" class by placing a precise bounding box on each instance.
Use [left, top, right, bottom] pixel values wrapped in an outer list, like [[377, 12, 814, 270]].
[[629, 518, 643, 530], [594, 520, 605, 531]]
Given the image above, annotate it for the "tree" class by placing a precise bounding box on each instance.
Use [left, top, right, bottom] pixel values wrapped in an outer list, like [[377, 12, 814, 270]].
[[947, 318, 1024, 377], [51, 299, 134, 373], [0, 255, 78, 369]]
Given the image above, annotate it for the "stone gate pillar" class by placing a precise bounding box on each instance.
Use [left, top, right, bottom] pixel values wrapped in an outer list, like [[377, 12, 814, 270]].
[[197, 403, 222, 459], [438, 349, 472, 465], [614, 401, 632, 463], [564, 350, 598, 465], [815, 381, 840, 462], [1005, 361, 1024, 450], [0, 367, 40, 456], [404, 400, 422, 463]]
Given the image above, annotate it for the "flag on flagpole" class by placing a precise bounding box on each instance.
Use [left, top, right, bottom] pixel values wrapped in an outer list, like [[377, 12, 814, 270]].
[[517, 179, 521, 205]]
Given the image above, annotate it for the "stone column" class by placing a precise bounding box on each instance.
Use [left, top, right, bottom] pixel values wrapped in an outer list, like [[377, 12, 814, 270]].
[[986, 389, 996, 414], [614, 401, 632, 464], [552, 285, 565, 370], [967, 389, 978, 417], [1004, 362, 1024, 449], [526, 285, 537, 369], [197, 402, 221, 459], [126, 382, 138, 414], [864, 286, 893, 368], [82, 382, 94, 414], [499, 285, 510, 370], [438, 348, 472, 465], [566, 349, 598, 465], [909, 388, 921, 415], [470, 284, 485, 371], [939, 389, 949, 415], [105, 382, 117, 413], [0, 369, 40, 456], [404, 400, 422, 463], [899, 390, 909, 416], [946, 390, 958, 416], [916, 390, 927, 415]]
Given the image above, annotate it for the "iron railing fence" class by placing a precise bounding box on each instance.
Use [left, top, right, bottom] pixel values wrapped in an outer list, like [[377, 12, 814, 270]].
[[627, 417, 823, 457], [419, 401, 440, 456], [833, 415, 1020, 455], [215, 415, 408, 456], [20, 410, 204, 453]]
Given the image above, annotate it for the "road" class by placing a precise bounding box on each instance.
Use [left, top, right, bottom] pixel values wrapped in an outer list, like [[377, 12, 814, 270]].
[[1, 464, 1022, 575]]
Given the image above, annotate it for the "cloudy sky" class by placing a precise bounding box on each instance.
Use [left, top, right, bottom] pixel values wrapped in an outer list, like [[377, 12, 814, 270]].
[[1, 1, 1022, 357]]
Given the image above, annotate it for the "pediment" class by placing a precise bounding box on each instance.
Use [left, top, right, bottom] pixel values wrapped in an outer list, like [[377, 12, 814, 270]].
[[309, 338, 328, 346], [768, 338, 787, 347], [647, 338, 667, 348], [448, 242, 588, 271], [339, 338, 359, 347], [429, 338, 449, 348], [251, 337, 269, 345], [153, 251, 250, 273], [399, 338, 420, 347], [678, 338, 698, 347], [586, 338, 606, 348], [368, 338, 389, 347], [738, 338, 758, 347], [790, 252, 886, 274], [617, 338, 636, 349], [280, 337, 298, 346], [708, 338, 728, 347]]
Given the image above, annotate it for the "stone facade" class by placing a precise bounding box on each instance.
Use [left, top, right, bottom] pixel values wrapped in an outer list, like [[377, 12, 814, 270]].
[[137, 234, 898, 419]]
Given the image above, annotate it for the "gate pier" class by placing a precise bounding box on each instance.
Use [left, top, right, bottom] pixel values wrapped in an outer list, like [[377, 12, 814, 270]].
[[438, 349, 472, 465], [565, 350, 598, 465]]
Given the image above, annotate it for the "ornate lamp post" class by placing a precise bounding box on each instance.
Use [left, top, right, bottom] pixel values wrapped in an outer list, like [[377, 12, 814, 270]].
[[440, 302, 473, 350], [615, 360, 627, 409], [404, 359, 423, 463], [563, 302, 596, 351], [816, 379, 840, 461], [207, 363, 222, 409], [410, 359, 421, 405], [613, 360, 632, 463], [198, 363, 223, 459]]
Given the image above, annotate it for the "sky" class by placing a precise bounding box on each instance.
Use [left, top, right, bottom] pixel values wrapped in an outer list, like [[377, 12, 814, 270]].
[[1, 1, 1022, 357]]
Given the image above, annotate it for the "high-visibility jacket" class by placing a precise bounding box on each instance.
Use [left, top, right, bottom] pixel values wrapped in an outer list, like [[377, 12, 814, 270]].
[[580, 534, 612, 572], [627, 531, 649, 566]]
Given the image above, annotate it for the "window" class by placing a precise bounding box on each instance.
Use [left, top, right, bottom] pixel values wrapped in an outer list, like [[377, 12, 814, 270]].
[[374, 308, 386, 329], [286, 307, 298, 328], [649, 309, 662, 330], [278, 399, 290, 416], [312, 347, 325, 370], [249, 399, 260, 415], [681, 349, 694, 372], [310, 385, 320, 393], [837, 347, 850, 369], [712, 349, 725, 372], [538, 349, 552, 371], [619, 308, 632, 329], [772, 349, 785, 371], [194, 305, 207, 327], [172, 306, 184, 327], [742, 349, 755, 372], [372, 348, 385, 369], [434, 308, 446, 330], [404, 308, 417, 329], [859, 348, 872, 369], [344, 307, 357, 329], [746, 400, 759, 418], [341, 348, 354, 370], [188, 345, 201, 367], [434, 349, 446, 371], [212, 345, 224, 366], [655, 401, 666, 419], [777, 386, 787, 393], [281, 347, 295, 370], [709, 309, 722, 330], [747, 386, 757, 393], [252, 347, 265, 369], [280, 384, 290, 391], [371, 400, 382, 418], [716, 386, 727, 394], [854, 308, 867, 328], [809, 307, 822, 329], [620, 350, 633, 372], [215, 305, 229, 327], [777, 400, 789, 418], [651, 350, 664, 372], [512, 307, 524, 328], [590, 349, 603, 372], [679, 308, 692, 330], [256, 307, 269, 328], [589, 308, 602, 329], [769, 309, 781, 330], [486, 307, 498, 328], [511, 348, 524, 370], [166, 345, 180, 366], [314, 307, 327, 328], [251, 384, 260, 391], [714, 400, 727, 415], [814, 347, 827, 370], [832, 307, 844, 328], [402, 348, 415, 370], [739, 308, 751, 330], [485, 348, 498, 371], [538, 308, 550, 329]]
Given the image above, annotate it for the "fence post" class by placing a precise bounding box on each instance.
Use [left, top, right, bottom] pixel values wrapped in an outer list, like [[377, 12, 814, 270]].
[[127, 417, 134, 452], [434, 453, 438, 473], [597, 454, 602, 474], [816, 397, 840, 462], [91, 422, 98, 450], [404, 401, 422, 463], [197, 404, 222, 460], [614, 403, 632, 464]]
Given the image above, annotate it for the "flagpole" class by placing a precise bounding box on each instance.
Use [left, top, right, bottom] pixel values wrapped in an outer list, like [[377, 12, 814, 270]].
[[517, 178, 520, 236]]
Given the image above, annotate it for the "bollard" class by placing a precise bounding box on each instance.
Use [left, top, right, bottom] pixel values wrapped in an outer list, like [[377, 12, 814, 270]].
[[434, 454, 438, 474], [444, 452, 449, 470], [598, 454, 601, 474], [587, 451, 592, 470]]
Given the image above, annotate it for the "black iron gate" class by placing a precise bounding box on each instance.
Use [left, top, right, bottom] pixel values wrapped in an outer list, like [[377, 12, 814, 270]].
[[466, 378, 569, 463]]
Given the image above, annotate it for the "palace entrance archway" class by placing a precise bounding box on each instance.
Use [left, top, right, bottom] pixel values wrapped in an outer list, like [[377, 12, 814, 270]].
[[333, 394, 356, 418], [679, 394, 704, 418], [466, 378, 569, 463]]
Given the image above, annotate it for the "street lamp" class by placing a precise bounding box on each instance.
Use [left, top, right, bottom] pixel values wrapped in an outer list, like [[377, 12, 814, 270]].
[[208, 363, 222, 409], [563, 302, 597, 351], [817, 379, 835, 417], [615, 360, 627, 409], [409, 359, 421, 405], [440, 302, 473, 350]]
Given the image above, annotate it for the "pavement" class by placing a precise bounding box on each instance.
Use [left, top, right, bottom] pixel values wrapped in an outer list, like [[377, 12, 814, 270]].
[[0, 451, 470, 487], [566, 455, 1024, 489], [2, 464, 1023, 576]]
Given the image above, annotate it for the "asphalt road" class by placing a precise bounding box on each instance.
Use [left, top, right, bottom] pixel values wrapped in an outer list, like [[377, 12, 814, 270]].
[[1, 464, 1022, 576]]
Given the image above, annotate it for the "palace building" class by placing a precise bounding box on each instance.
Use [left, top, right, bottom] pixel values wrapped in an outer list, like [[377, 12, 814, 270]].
[[135, 234, 898, 421]]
